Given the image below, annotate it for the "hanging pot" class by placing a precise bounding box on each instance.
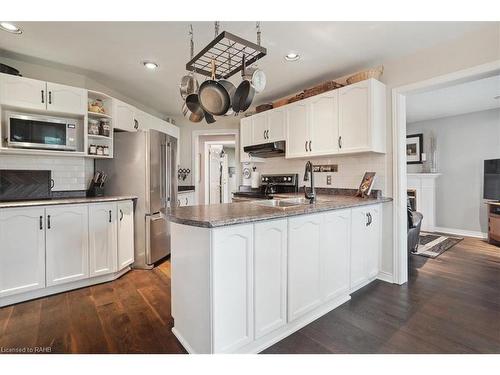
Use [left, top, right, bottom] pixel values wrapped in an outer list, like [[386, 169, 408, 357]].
[[179, 72, 199, 99], [205, 111, 216, 124], [198, 60, 231, 116], [218, 79, 236, 115], [232, 55, 255, 113], [182, 93, 204, 123]]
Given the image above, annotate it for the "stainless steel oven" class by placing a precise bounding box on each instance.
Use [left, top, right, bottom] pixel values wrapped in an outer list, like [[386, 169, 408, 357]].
[[6, 111, 78, 151]]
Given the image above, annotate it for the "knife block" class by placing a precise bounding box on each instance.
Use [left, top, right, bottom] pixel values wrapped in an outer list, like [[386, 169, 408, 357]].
[[87, 181, 105, 197]]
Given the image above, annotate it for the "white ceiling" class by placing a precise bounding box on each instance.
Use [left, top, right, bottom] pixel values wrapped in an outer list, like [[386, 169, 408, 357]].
[[0, 21, 487, 117], [406, 75, 500, 123]]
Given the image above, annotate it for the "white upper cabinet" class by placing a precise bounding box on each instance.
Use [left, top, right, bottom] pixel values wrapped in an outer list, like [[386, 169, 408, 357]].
[[267, 107, 286, 142], [285, 101, 309, 158], [251, 112, 268, 144], [240, 117, 263, 163], [239, 78, 385, 161], [0, 207, 46, 297], [45, 204, 89, 287], [254, 219, 287, 339], [46, 82, 86, 115], [0, 74, 47, 111], [117, 200, 135, 270], [89, 202, 118, 277], [309, 91, 339, 156], [114, 99, 137, 132], [250, 109, 286, 145], [0, 74, 86, 115], [338, 78, 386, 153]]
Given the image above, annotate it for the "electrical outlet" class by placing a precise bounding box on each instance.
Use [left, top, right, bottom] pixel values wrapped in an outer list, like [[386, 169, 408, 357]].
[[326, 175, 332, 185]]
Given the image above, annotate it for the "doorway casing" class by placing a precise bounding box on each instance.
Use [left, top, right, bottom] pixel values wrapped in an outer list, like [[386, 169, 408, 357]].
[[391, 60, 500, 285], [191, 129, 240, 205]]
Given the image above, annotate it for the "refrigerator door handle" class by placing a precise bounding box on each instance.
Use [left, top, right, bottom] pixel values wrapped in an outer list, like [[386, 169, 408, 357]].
[[148, 211, 164, 221]]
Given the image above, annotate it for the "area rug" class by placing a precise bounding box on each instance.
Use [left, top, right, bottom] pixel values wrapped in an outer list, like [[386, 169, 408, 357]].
[[413, 232, 463, 258]]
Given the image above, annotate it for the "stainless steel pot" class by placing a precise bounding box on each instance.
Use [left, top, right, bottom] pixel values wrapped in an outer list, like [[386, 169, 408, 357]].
[[182, 93, 204, 123], [179, 72, 199, 99]]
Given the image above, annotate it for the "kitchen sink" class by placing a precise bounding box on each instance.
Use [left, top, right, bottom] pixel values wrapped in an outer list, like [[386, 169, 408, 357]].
[[252, 197, 312, 208]]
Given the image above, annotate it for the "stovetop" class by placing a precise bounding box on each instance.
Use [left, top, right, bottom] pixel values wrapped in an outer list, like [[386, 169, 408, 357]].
[[233, 173, 299, 199]]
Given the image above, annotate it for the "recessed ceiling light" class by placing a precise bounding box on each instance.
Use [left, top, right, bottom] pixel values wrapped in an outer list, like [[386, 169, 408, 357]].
[[0, 22, 22, 34], [284, 52, 300, 62], [142, 61, 159, 70]]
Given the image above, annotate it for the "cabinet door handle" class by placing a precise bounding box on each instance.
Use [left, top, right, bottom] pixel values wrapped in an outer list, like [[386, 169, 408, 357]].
[[120, 209, 123, 221], [47, 215, 51, 229], [305, 141, 308, 152], [185, 197, 188, 205], [39, 216, 43, 230], [338, 136, 342, 149], [41, 90, 45, 104], [134, 119, 139, 130], [109, 210, 112, 223], [309, 140, 312, 152], [366, 212, 372, 226], [266, 130, 269, 139], [48, 91, 52, 104]]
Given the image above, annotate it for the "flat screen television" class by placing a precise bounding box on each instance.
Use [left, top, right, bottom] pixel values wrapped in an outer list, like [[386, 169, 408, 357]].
[[484, 159, 500, 201]]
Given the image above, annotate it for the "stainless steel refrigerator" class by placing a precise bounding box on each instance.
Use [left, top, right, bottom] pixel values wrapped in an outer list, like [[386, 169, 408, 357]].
[[97, 129, 177, 268]]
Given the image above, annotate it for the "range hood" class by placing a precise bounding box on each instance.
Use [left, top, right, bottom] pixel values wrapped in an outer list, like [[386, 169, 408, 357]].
[[244, 141, 285, 158]]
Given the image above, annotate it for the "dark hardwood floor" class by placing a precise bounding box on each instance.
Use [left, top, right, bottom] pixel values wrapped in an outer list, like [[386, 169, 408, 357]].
[[1, 236, 499, 354]]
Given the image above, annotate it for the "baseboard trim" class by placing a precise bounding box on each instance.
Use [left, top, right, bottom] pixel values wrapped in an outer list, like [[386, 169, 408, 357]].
[[377, 271, 394, 283], [0, 267, 131, 308], [431, 226, 488, 239]]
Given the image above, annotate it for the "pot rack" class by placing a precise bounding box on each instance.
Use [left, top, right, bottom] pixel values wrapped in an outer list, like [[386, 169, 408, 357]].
[[185, 24, 267, 80]]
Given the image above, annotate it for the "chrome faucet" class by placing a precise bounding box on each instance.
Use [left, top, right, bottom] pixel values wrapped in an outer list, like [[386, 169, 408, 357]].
[[303, 161, 316, 203]]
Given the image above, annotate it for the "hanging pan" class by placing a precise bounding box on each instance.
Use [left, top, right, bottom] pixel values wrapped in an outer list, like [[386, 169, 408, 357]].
[[179, 25, 200, 99], [198, 60, 231, 116], [182, 93, 205, 123], [232, 55, 255, 113]]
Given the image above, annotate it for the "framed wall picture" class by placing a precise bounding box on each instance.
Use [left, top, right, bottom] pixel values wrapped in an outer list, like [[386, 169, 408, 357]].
[[406, 133, 423, 164], [356, 172, 376, 198]]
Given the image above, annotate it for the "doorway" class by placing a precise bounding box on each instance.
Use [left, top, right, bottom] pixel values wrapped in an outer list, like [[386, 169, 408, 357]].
[[192, 130, 240, 205], [392, 60, 500, 284]]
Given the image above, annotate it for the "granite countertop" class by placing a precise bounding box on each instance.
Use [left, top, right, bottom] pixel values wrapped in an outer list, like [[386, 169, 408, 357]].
[[0, 195, 137, 209], [166, 193, 392, 228]]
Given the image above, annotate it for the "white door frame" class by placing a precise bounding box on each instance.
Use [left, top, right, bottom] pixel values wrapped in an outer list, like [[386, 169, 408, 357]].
[[204, 141, 236, 205], [392, 60, 500, 285], [192, 129, 240, 205]]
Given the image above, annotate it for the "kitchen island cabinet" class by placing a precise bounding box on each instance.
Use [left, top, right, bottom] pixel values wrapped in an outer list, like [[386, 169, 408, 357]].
[[169, 195, 389, 354]]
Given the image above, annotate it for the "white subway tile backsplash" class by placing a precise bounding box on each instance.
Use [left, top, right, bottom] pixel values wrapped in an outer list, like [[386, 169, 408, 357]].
[[254, 153, 388, 193], [0, 154, 94, 191]]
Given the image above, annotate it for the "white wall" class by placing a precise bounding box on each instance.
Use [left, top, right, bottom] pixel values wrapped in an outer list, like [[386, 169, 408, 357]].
[[407, 108, 500, 234]]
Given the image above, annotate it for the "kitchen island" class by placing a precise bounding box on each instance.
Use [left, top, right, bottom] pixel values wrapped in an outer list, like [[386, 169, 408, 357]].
[[167, 193, 391, 354]]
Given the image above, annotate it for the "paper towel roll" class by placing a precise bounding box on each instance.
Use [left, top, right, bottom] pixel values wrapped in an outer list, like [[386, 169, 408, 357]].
[[251, 171, 260, 188]]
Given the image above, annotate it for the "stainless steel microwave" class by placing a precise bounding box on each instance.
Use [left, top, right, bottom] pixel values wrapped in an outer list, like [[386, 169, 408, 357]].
[[6, 111, 78, 151]]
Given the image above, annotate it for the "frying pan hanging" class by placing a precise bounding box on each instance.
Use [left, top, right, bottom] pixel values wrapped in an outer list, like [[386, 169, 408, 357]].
[[198, 60, 231, 116], [232, 55, 255, 113]]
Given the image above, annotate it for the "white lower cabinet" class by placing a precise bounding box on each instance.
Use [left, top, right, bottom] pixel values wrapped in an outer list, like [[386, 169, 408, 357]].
[[254, 219, 287, 339], [177, 191, 195, 207], [212, 224, 254, 353], [0, 207, 46, 297], [46, 204, 89, 287], [0, 199, 134, 307], [117, 200, 135, 269], [350, 206, 381, 292], [288, 213, 323, 322], [171, 203, 383, 353], [89, 203, 117, 277], [321, 209, 351, 301]]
